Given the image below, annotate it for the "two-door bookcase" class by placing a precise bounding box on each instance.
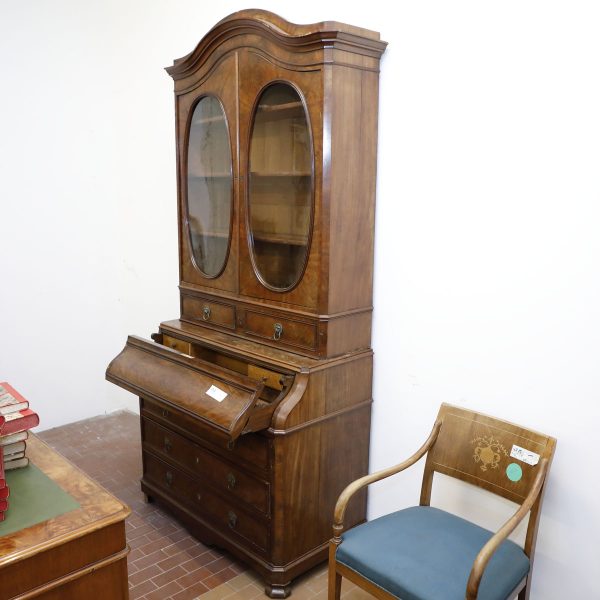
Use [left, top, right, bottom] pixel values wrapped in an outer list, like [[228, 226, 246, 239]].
[[107, 10, 386, 597]]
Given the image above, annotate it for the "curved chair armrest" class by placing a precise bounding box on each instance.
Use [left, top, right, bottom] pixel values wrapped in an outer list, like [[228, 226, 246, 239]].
[[332, 419, 442, 539], [465, 458, 550, 600]]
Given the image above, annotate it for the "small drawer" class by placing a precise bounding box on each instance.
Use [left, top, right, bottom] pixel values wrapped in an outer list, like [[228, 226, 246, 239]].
[[141, 398, 271, 472], [162, 335, 191, 355], [182, 295, 236, 330], [243, 310, 317, 351], [142, 418, 270, 515], [144, 453, 269, 553]]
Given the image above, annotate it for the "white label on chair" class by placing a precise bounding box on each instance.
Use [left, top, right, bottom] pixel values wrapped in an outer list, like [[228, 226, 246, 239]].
[[206, 385, 228, 402], [510, 445, 540, 465]]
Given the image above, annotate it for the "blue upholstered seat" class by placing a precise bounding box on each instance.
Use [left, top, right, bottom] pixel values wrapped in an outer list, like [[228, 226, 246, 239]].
[[336, 506, 530, 600]]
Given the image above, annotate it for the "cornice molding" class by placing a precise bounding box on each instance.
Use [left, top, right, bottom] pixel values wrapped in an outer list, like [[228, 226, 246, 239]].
[[166, 10, 387, 80]]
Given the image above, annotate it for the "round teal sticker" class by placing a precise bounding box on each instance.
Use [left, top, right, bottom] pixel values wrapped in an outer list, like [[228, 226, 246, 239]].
[[506, 463, 523, 482]]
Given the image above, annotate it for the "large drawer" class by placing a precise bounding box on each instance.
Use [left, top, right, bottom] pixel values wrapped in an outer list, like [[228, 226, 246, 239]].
[[181, 295, 236, 330], [141, 397, 271, 471], [106, 335, 282, 441], [142, 417, 270, 515], [243, 309, 318, 352], [144, 453, 269, 554]]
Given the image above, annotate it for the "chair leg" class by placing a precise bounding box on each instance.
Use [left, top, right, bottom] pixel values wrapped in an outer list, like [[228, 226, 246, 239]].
[[517, 576, 530, 600], [328, 566, 342, 600], [328, 541, 342, 600]]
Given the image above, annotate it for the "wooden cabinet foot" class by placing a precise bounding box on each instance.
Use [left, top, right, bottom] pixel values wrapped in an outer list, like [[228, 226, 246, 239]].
[[265, 584, 291, 598], [143, 493, 154, 504]]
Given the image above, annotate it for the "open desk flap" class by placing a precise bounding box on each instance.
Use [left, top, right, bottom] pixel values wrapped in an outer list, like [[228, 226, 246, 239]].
[[106, 336, 266, 440]]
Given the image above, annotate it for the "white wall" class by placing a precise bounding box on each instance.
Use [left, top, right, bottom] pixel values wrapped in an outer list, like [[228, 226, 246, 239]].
[[1, 1, 598, 597]]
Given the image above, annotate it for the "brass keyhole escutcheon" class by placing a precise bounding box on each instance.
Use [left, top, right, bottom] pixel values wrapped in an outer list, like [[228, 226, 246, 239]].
[[164, 438, 172, 453], [227, 472, 236, 490], [196, 492, 202, 502], [202, 306, 211, 321], [165, 471, 173, 487], [228, 510, 237, 528], [161, 409, 169, 418], [273, 323, 283, 340]]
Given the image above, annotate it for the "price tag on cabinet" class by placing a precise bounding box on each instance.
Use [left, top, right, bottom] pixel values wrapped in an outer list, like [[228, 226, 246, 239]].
[[206, 385, 228, 402]]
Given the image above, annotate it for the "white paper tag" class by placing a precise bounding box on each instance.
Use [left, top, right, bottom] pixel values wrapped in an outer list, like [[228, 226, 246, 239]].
[[206, 385, 228, 402], [510, 444, 540, 466]]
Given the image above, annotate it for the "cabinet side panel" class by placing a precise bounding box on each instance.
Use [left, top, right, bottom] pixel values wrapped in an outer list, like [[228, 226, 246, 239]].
[[281, 353, 372, 429], [272, 405, 370, 565], [327, 65, 381, 314]]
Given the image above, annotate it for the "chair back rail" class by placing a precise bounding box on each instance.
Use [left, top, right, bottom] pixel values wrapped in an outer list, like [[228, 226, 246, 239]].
[[420, 403, 556, 557]]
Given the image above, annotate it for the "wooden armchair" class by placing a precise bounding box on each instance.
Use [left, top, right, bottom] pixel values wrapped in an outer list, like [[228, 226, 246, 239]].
[[328, 404, 556, 600]]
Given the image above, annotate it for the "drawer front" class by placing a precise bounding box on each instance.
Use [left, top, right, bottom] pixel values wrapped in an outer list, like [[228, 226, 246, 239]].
[[141, 398, 271, 471], [144, 453, 269, 553], [243, 310, 317, 351], [162, 335, 191, 355], [182, 295, 236, 330], [143, 418, 270, 515]]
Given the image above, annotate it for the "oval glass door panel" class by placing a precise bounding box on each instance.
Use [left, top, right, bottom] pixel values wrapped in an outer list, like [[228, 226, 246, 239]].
[[186, 96, 233, 278], [248, 83, 313, 290]]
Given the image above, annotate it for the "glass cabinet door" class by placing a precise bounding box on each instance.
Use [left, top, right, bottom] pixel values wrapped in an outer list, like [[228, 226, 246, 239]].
[[186, 96, 233, 278], [248, 83, 313, 291]]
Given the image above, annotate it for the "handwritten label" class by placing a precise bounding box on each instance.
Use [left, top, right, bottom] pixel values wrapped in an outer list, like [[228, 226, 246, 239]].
[[206, 385, 227, 402], [510, 444, 540, 466]]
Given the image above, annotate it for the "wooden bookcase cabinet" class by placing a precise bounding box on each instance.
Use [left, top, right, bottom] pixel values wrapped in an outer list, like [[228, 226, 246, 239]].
[[107, 10, 385, 598], [174, 10, 386, 359]]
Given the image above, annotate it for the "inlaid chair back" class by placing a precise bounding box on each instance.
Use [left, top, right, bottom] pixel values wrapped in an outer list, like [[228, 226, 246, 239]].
[[329, 404, 556, 600], [420, 404, 556, 555]]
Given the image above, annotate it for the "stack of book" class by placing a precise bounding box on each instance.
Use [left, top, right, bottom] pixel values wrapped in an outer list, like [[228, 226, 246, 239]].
[[0, 382, 40, 522]]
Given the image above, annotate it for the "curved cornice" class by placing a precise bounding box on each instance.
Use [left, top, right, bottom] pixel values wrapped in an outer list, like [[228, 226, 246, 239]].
[[166, 9, 387, 80]]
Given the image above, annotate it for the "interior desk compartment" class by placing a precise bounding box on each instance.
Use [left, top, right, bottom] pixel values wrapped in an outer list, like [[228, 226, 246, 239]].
[[106, 335, 292, 441]]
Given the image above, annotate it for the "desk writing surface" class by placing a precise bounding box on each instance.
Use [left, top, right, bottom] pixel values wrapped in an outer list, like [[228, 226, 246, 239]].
[[0, 434, 130, 566]]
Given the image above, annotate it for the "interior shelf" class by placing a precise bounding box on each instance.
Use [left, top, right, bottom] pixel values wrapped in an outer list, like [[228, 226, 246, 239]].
[[252, 232, 308, 246], [250, 171, 311, 178], [191, 114, 227, 125], [188, 173, 232, 180], [256, 101, 304, 121], [191, 230, 230, 239]]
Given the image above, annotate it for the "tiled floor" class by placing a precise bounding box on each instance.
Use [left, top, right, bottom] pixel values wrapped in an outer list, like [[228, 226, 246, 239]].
[[38, 411, 374, 600]]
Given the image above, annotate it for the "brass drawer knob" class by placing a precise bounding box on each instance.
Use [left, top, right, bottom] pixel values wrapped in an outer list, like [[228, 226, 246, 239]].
[[165, 471, 173, 487], [161, 408, 169, 418], [227, 472, 236, 490], [273, 322, 283, 340], [202, 306, 211, 321], [164, 438, 172, 453], [228, 510, 237, 529], [196, 492, 202, 502]]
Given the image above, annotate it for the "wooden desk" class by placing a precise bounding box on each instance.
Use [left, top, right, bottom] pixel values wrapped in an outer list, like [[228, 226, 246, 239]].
[[0, 436, 130, 600]]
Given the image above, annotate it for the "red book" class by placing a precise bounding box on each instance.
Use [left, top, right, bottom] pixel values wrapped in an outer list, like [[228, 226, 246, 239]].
[[0, 511, 5, 522], [0, 485, 9, 501], [0, 382, 29, 415], [0, 445, 4, 488], [0, 499, 8, 512], [0, 409, 40, 436]]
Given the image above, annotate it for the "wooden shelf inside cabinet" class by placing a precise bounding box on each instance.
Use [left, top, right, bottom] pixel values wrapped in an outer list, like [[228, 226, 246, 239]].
[[252, 232, 308, 246], [250, 171, 311, 178], [191, 230, 230, 239], [256, 101, 304, 121], [191, 115, 227, 125], [188, 173, 231, 180]]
